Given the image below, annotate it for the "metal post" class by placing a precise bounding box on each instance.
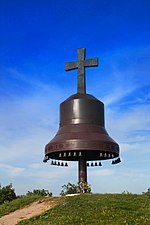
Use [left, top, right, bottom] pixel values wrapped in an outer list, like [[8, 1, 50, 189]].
[[78, 158, 87, 183]]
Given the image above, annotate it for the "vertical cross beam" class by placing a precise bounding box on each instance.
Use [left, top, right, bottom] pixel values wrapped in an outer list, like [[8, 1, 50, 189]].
[[65, 48, 98, 94]]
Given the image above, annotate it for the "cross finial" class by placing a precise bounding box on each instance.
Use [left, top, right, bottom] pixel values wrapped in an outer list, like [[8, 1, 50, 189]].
[[65, 48, 98, 94]]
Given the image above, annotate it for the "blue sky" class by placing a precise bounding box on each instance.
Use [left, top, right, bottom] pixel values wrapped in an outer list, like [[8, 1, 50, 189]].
[[0, 0, 150, 196]]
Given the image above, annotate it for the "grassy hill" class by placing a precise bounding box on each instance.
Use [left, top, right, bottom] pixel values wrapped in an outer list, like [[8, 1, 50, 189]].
[[15, 193, 150, 225], [0, 193, 150, 224]]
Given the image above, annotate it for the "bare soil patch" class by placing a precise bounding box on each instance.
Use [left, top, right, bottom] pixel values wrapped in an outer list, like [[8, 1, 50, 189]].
[[0, 197, 60, 225]]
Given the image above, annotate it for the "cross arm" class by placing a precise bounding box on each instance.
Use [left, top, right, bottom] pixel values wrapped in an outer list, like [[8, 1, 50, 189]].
[[84, 58, 98, 67], [65, 62, 78, 71]]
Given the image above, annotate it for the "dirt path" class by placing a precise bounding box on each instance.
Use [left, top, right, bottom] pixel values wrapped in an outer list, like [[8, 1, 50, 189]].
[[0, 197, 60, 225]]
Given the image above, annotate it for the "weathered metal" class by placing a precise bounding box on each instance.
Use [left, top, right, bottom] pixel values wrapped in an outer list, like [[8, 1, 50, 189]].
[[65, 48, 98, 94], [45, 93, 119, 161], [44, 48, 120, 183], [78, 158, 87, 183]]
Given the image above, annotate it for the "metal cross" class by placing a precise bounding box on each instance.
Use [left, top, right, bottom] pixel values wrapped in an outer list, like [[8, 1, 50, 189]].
[[65, 48, 98, 94]]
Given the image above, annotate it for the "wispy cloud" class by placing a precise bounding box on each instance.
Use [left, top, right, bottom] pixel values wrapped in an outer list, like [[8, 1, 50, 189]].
[[120, 171, 150, 179], [0, 46, 150, 195], [89, 169, 115, 176], [0, 163, 25, 176], [96, 46, 150, 106]]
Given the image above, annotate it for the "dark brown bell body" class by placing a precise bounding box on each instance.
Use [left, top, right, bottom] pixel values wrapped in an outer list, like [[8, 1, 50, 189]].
[[44, 48, 120, 184], [45, 93, 119, 161]]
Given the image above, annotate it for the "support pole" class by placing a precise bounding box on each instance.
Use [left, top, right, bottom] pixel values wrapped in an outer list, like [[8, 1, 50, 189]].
[[78, 158, 87, 183]]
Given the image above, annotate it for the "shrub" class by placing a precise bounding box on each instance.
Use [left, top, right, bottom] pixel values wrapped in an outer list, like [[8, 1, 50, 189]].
[[143, 188, 150, 195], [122, 191, 132, 195], [0, 183, 17, 204], [26, 189, 52, 197], [60, 182, 91, 196], [60, 182, 78, 196]]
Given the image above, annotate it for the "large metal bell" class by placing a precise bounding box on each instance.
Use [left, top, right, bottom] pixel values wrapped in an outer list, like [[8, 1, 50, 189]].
[[45, 93, 119, 162], [43, 47, 120, 184]]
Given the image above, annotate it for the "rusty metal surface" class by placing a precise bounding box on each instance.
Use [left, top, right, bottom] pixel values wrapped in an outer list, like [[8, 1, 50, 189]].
[[65, 48, 98, 94]]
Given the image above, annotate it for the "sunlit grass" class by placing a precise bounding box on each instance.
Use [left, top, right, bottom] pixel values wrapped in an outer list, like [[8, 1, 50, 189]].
[[17, 194, 150, 225]]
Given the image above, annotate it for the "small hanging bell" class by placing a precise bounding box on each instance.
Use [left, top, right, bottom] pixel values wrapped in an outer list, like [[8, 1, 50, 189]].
[[99, 152, 103, 157], [79, 152, 82, 156], [73, 152, 76, 156]]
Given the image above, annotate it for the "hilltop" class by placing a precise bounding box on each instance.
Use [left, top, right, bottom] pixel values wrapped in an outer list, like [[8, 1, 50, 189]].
[[0, 194, 150, 225]]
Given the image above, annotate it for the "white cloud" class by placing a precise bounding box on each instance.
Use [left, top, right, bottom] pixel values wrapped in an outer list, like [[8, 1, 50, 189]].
[[0, 79, 65, 164], [0, 163, 25, 176], [106, 103, 150, 142], [120, 141, 150, 153], [0, 46, 150, 195], [118, 170, 150, 179], [89, 169, 115, 176], [103, 85, 137, 106]]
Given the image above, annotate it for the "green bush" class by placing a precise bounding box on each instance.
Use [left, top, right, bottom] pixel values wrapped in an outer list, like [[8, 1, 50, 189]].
[[60, 182, 78, 196], [122, 191, 132, 195], [60, 182, 91, 196], [0, 183, 17, 205], [26, 189, 52, 197], [143, 188, 150, 195]]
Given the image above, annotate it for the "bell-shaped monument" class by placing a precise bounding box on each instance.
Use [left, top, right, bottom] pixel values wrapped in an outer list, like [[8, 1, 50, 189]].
[[43, 48, 120, 183]]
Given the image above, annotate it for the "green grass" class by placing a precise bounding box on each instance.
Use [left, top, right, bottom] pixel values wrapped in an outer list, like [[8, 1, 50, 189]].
[[0, 195, 44, 218], [17, 194, 150, 225]]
